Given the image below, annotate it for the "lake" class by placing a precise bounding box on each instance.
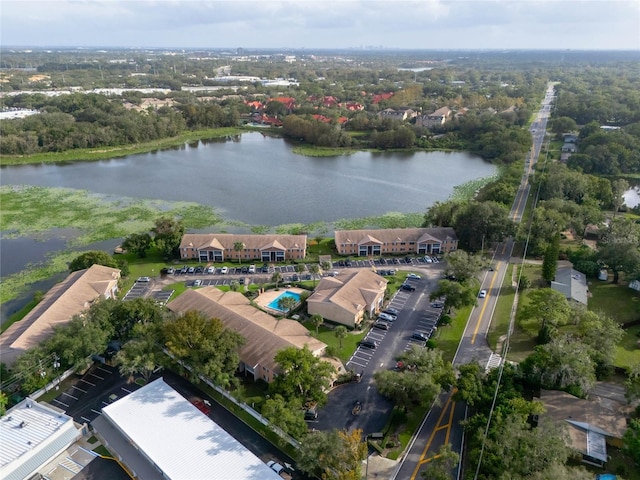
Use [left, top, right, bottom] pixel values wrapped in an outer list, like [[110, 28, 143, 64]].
[[0, 132, 496, 226]]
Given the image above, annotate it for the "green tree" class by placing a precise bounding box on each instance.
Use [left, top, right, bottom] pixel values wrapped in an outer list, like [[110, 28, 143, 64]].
[[0, 391, 7, 416], [453, 363, 486, 407], [519, 335, 596, 397], [152, 216, 184, 259], [297, 429, 367, 480], [163, 310, 245, 388], [623, 418, 640, 464], [624, 362, 640, 402], [598, 217, 640, 284], [429, 280, 477, 314], [421, 444, 459, 480], [334, 325, 348, 350], [68, 250, 118, 272], [116, 323, 163, 383], [278, 295, 298, 318], [261, 394, 308, 439], [271, 345, 336, 407], [374, 368, 441, 413], [110, 297, 165, 341], [575, 308, 624, 375], [122, 232, 153, 258], [519, 288, 572, 333], [271, 271, 283, 289], [233, 241, 244, 263], [309, 264, 320, 287], [443, 250, 484, 283], [453, 201, 515, 252], [310, 313, 323, 336], [542, 232, 560, 283]]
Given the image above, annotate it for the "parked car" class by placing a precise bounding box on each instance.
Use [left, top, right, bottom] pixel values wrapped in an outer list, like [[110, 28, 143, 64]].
[[267, 461, 285, 475], [304, 407, 318, 420], [358, 339, 377, 349], [241, 266, 248, 274], [220, 266, 229, 274], [187, 267, 195, 274], [406, 273, 421, 280], [383, 307, 399, 316], [400, 283, 416, 291], [411, 331, 429, 342], [137, 276, 150, 283], [377, 312, 396, 322], [194, 266, 203, 274], [479, 289, 487, 298], [206, 266, 215, 274], [424, 256, 433, 263], [373, 320, 390, 330], [430, 302, 444, 309], [248, 264, 256, 274], [165, 267, 175, 274], [193, 280, 202, 287]]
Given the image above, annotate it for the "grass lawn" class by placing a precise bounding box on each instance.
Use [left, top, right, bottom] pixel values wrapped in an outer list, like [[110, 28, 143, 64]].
[[589, 281, 640, 325], [437, 304, 473, 363], [303, 323, 367, 362], [487, 264, 517, 351], [92, 445, 113, 457], [615, 324, 640, 370], [1, 294, 42, 334]]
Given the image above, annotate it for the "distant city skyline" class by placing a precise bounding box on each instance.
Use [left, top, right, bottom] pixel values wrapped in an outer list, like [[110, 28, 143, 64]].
[[2, 0, 639, 51]]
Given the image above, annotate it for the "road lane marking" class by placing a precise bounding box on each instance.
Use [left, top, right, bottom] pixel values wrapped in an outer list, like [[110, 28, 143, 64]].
[[79, 378, 96, 386], [62, 392, 78, 400], [411, 391, 455, 480], [471, 262, 501, 345]]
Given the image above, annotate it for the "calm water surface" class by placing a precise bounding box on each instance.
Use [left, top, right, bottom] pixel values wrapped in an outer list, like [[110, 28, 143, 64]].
[[1, 132, 496, 225]]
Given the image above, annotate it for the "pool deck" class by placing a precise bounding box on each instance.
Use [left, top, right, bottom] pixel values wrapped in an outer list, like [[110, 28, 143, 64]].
[[255, 287, 306, 314]]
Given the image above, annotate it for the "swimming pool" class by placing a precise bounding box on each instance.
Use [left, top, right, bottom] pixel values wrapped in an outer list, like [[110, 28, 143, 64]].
[[267, 291, 302, 313]]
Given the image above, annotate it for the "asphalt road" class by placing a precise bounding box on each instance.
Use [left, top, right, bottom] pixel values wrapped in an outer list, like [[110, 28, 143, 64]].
[[314, 264, 446, 436], [393, 83, 555, 480]]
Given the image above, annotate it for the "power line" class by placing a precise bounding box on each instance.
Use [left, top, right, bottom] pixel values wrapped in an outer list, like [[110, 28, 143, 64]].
[[473, 86, 555, 479]]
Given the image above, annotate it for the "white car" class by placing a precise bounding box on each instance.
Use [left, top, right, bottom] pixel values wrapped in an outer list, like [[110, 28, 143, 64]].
[[479, 289, 487, 298], [193, 279, 202, 287], [206, 266, 215, 274], [406, 273, 421, 280], [267, 460, 285, 475], [248, 264, 256, 274], [220, 266, 229, 274]]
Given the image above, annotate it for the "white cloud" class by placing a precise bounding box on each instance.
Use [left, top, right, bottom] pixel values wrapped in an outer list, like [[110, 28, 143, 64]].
[[1, 0, 638, 49]]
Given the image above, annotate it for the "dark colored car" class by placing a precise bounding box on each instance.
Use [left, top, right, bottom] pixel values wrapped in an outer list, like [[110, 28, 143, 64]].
[[241, 266, 248, 274], [383, 307, 399, 316], [400, 283, 416, 291], [358, 339, 377, 349], [304, 408, 318, 420], [373, 321, 390, 330], [411, 331, 429, 342]]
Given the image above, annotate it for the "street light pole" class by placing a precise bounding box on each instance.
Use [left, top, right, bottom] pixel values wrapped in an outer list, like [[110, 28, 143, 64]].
[[53, 354, 61, 390]]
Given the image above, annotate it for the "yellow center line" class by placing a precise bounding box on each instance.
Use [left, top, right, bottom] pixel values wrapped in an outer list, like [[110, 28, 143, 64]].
[[471, 262, 501, 345], [411, 392, 454, 480], [444, 399, 456, 445]]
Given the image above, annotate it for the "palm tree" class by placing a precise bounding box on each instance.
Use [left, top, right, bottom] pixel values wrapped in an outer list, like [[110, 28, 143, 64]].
[[335, 326, 348, 350], [311, 313, 323, 336], [309, 264, 320, 287], [233, 241, 244, 264], [278, 296, 298, 318], [271, 271, 283, 290]]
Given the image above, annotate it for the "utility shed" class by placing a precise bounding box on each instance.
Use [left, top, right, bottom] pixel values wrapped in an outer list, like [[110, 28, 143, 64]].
[[99, 378, 280, 480]]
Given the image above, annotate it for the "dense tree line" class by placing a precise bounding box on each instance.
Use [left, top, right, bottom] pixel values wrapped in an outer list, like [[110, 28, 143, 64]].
[[0, 92, 243, 155]]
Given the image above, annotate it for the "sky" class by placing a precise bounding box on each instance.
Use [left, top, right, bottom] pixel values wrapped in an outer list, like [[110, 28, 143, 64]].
[[1, 0, 639, 51]]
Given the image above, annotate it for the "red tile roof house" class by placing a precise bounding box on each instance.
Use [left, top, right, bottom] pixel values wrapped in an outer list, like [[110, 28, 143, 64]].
[[0, 264, 121, 367], [341, 102, 365, 111], [371, 92, 394, 104], [268, 97, 296, 113], [179, 233, 307, 262]]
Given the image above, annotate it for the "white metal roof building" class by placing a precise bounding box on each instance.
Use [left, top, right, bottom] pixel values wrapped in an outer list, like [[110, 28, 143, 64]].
[[101, 378, 281, 480], [0, 399, 82, 480]]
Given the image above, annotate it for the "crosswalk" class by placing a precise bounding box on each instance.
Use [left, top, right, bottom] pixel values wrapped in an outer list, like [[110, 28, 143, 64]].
[[485, 352, 503, 371]]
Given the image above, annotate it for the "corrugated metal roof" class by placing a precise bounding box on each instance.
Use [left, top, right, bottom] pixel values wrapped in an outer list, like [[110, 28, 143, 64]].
[[101, 378, 281, 480], [0, 399, 81, 480]]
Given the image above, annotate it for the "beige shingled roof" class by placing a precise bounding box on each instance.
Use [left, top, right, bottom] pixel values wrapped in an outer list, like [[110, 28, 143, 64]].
[[166, 288, 326, 374], [0, 264, 121, 366], [180, 233, 306, 252], [307, 270, 387, 316], [334, 227, 457, 247]]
